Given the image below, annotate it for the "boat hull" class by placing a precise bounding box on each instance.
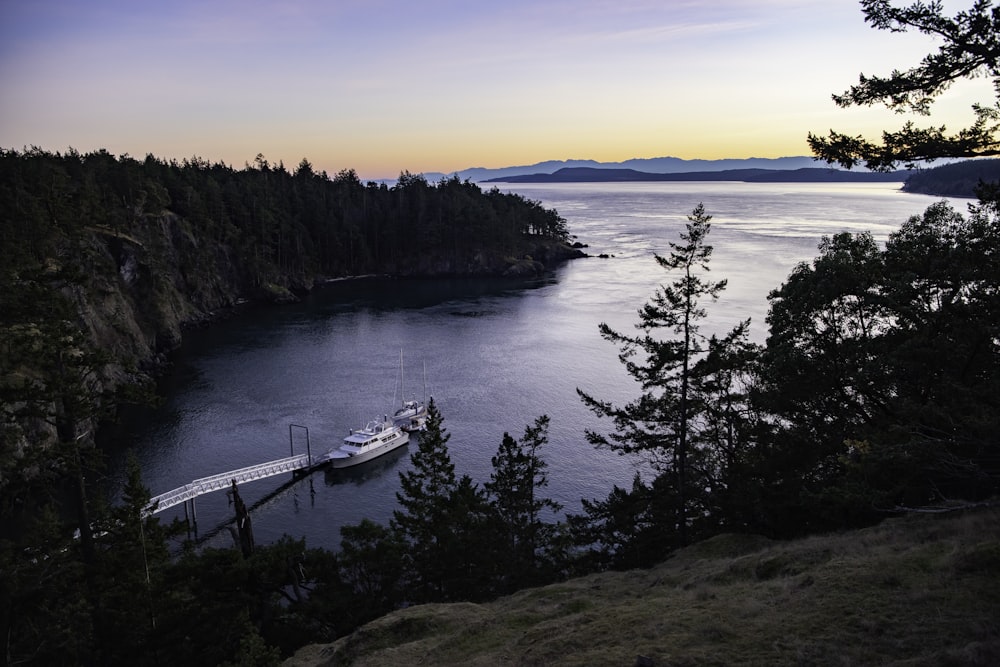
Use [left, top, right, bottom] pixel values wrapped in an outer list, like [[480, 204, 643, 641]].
[[392, 400, 428, 432], [394, 413, 427, 432], [327, 430, 410, 468]]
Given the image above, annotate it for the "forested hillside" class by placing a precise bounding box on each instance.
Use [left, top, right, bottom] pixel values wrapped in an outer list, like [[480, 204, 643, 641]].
[[3, 0, 1000, 662], [1, 148, 998, 666], [903, 159, 1000, 197], [0, 147, 578, 457]]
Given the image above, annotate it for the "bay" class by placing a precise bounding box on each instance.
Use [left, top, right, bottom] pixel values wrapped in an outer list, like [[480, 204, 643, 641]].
[[105, 181, 960, 551]]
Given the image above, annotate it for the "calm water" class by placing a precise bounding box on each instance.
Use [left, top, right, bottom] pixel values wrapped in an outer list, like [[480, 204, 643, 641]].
[[106, 181, 959, 550]]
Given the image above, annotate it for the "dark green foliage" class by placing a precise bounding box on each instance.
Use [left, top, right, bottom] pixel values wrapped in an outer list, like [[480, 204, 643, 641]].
[[689, 322, 765, 532], [577, 203, 754, 550], [760, 232, 888, 459], [89, 452, 175, 663], [2, 453, 170, 666], [575, 190, 998, 563], [0, 147, 570, 328], [0, 264, 114, 509], [391, 398, 458, 602], [1, 505, 93, 664], [903, 158, 1000, 197], [0, 461, 339, 665], [335, 519, 406, 625], [876, 200, 1000, 498], [3, 124, 999, 659], [443, 475, 497, 600], [485, 416, 566, 592], [758, 199, 1000, 528], [391, 398, 494, 603], [0, 147, 574, 489], [569, 473, 677, 571], [809, 0, 1000, 170], [131, 535, 334, 665], [0, 146, 578, 659], [329, 410, 571, 629]]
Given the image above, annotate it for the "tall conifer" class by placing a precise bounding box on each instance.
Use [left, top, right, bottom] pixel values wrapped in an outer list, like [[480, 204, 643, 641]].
[[486, 415, 564, 591], [391, 398, 458, 601], [578, 203, 744, 548]]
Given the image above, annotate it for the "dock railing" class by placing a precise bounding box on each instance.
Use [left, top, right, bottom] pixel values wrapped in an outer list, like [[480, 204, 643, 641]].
[[144, 453, 315, 517]]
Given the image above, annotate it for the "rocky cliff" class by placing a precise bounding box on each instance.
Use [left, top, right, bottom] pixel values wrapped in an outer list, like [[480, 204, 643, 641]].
[[76, 215, 584, 378], [0, 149, 583, 473]]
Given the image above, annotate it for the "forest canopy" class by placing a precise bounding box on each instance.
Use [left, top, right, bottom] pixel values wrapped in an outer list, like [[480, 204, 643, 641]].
[[0, 147, 572, 287]]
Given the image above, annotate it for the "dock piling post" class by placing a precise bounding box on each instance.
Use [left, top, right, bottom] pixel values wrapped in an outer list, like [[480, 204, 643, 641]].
[[290, 423, 311, 468]]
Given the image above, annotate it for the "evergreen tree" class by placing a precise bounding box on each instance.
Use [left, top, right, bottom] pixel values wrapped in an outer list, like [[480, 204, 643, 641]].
[[485, 415, 565, 592], [690, 322, 764, 532], [391, 398, 486, 602], [809, 0, 1000, 170], [578, 203, 741, 548], [336, 519, 405, 625], [0, 504, 93, 664], [759, 199, 1000, 526], [443, 475, 495, 601], [91, 451, 173, 665], [568, 473, 665, 571]]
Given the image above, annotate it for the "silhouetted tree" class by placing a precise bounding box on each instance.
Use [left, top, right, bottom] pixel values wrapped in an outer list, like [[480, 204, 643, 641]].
[[758, 199, 1000, 526], [390, 399, 491, 602], [809, 0, 1000, 170], [485, 415, 565, 592], [578, 203, 737, 548], [336, 519, 405, 624]]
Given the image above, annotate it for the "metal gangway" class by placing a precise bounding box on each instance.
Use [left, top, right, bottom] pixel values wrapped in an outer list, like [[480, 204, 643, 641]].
[[144, 425, 318, 522]]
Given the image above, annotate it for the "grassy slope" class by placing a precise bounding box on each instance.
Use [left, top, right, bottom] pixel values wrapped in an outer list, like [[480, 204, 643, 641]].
[[286, 506, 1000, 666]]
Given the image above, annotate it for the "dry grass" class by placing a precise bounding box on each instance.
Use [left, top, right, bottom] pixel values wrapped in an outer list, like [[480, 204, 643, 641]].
[[285, 506, 1000, 666]]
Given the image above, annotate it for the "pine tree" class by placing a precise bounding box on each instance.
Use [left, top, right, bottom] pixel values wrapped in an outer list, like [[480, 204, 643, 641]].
[[390, 398, 458, 601], [336, 519, 405, 623], [569, 472, 678, 571], [578, 203, 745, 548], [93, 451, 173, 664], [485, 415, 564, 592], [808, 0, 1000, 171]]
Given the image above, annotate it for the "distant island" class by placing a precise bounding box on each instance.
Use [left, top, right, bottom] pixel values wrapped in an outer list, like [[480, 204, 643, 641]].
[[902, 158, 1000, 197], [484, 166, 914, 184], [460, 156, 1000, 198], [445, 155, 823, 182]]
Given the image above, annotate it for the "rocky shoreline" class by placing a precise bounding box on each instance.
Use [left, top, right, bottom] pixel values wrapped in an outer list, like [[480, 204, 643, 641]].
[[79, 219, 587, 424]]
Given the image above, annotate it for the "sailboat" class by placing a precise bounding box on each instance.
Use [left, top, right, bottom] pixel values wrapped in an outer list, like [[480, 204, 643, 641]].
[[392, 350, 428, 432]]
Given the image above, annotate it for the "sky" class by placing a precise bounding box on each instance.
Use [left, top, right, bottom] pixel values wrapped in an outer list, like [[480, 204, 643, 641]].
[[0, 0, 992, 180]]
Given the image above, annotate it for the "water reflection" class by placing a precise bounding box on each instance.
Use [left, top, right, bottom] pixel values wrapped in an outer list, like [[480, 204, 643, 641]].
[[323, 443, 411, 488]]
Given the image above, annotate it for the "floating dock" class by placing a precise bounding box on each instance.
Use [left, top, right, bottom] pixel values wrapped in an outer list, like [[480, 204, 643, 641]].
[[144, 424, 323, 521]]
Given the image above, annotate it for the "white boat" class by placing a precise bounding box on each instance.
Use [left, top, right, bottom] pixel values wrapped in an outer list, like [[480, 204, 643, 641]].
[[325, 416, 410, 468], [393, 399, 427, 432], [392, 351, 429, 432]]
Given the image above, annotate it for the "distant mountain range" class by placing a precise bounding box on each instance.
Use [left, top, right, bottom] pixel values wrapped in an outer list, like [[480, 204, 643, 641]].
[[417, 156, 906, 183], [483, 166, 913, 184], [402, 155, 997, 195]]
